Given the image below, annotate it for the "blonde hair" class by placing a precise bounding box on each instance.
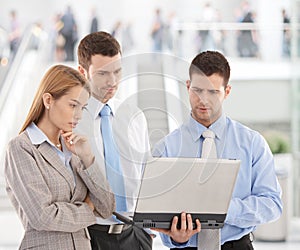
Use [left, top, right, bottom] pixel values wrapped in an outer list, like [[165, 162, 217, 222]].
[[20, 64, 90, 133]]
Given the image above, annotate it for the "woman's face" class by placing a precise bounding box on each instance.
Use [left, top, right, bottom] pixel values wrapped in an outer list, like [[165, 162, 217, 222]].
[[48, 86, 89, 132]]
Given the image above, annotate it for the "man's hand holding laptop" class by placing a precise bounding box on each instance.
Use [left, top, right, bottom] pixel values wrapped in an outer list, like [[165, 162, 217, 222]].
[[152, 212, 201, 243]]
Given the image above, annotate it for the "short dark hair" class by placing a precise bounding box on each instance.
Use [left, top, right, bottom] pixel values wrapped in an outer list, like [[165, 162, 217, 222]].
[[77, 31, 121, 71], [189, 51, 230, 86]]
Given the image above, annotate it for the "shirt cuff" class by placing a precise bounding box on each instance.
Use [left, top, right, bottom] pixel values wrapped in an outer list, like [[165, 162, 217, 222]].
[[225, 198, 240, 225], [143, 228, 157, 238], [160, 233, 191, 248]]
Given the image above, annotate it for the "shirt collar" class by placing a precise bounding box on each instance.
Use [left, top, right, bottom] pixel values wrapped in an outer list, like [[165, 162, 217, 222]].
[[26, 122, 72, 159], [88, 96, 117, 119], [26, 122, 51, 146], [187, 113, 227, 142]]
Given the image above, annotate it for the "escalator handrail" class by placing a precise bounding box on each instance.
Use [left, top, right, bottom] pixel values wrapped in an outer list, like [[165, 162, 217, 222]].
[[0, 24, 38, 112]]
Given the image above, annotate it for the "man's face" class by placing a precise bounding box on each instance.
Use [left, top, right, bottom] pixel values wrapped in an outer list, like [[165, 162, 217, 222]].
[[187, 73, 231, 127], [87, 53, 122, 103]]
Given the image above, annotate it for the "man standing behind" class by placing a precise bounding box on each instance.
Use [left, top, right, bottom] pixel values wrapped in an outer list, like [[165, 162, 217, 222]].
[[76, 31, 152, 249], [153, 51, 282, 249]]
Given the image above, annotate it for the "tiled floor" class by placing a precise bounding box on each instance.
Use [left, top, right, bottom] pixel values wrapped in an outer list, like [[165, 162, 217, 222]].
[[1, 210, 300, 250]]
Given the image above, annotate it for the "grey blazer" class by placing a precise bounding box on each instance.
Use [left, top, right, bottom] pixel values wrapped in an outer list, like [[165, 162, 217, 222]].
[[5, 131, 115, 250]]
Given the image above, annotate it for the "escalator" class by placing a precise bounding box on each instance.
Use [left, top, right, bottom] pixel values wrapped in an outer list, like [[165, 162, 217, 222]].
[[0, 23, 49, 210], [136, 53, 189, 149], [137, 54, 169, 148]]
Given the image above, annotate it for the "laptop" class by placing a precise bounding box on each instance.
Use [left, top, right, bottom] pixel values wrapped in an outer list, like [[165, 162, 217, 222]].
[[114, 157, 240, 230]]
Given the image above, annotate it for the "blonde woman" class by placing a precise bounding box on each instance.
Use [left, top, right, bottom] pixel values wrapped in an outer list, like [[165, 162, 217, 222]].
[[4, 64, 115, 250]]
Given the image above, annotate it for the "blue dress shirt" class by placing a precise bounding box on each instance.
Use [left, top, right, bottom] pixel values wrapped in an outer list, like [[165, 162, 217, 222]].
[[152, 113, 282, 247]]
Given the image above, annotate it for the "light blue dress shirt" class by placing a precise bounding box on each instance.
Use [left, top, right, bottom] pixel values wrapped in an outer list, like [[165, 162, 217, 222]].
[[75, 97, 155, 236], [152, 113, 282, 247]]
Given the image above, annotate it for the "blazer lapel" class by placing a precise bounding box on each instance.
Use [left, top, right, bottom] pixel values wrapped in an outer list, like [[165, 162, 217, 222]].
[[38, 142, 75, 192]]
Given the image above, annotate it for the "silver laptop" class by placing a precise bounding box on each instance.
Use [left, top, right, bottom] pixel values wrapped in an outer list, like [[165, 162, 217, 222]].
[[115, 157, 240, 229]]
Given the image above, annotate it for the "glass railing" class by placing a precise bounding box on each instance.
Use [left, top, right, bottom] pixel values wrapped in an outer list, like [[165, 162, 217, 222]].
[[166, 22, 300, 62]]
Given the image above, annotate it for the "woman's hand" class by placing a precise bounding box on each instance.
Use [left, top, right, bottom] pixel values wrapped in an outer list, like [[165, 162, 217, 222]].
[[60, 130, 94, 167], [84, 194, 95, 211], [152, 212, 201, 244]]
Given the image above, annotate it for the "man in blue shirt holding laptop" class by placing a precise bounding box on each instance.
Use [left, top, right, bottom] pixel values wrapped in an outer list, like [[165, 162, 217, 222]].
[[152, 51, 282, 250]]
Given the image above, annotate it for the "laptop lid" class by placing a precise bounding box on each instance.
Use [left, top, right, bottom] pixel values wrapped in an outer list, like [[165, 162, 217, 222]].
[[130, 157, 240, 229]]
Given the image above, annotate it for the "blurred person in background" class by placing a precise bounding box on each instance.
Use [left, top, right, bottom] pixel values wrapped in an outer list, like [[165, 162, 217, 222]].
[[164, 11, 178, 53], [90, 7, 100, 34], [236, 1, 259, 57], [282, 8, 291, 58], [60, 5, 78, 61], [197, 2, 217, 52], [49, 13, 66, 62], [151, 8, 164, 52], [8, 9, 21, 60]]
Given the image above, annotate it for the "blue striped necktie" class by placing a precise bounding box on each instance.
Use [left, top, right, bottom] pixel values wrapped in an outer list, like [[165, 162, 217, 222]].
[[100, 104, 127, 211]]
